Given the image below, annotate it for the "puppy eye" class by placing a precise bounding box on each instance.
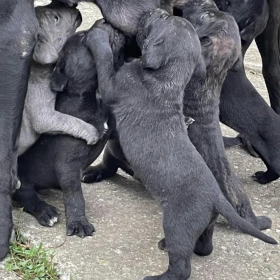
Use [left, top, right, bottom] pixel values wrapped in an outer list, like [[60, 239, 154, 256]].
[[54, 14, 59, 23], [225, 1, 230, 5], [200, 36, 212, 47]]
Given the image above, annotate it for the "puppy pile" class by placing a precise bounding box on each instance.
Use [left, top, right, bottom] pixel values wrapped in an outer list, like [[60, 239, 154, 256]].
[[12, 0, 278, 279]]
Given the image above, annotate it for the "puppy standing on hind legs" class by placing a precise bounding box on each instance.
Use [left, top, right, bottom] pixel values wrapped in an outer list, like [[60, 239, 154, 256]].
[[86, 10, 277, 280]]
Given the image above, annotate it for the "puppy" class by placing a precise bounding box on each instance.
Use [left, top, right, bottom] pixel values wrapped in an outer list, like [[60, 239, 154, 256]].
[[18, 2, 101, 156], [82, 1, 271, 229], [86, 10, 277, 280], [13, 22, 125, 236], [179, 1, 271, 232]]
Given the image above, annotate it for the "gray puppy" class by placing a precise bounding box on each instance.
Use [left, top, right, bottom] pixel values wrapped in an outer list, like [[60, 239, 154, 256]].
[[86, 10, 277, 280], [18, 2, 99, 156]]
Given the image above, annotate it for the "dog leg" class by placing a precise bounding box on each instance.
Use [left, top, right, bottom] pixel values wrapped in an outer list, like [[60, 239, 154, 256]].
[[144, 202, 209, 280], [193, 214, 218, 256], [13, 183, 60, 227], [256, 0, 280, 114], [85, 27, 115, 103], [223, 135, 259, 158], [32, 110, 100, 145], [57, 168, 95, 237]]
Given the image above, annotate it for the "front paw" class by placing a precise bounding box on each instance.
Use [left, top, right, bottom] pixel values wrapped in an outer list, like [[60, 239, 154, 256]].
[[35, 203, 60, 227], [82, 123, 100, 145], [66, 218, 95, 238]]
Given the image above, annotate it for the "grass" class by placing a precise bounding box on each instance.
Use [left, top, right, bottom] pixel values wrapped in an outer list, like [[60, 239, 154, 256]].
[[4, 210, 60, 280]]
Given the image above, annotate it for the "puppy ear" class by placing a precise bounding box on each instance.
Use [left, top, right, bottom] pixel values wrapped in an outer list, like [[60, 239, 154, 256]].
[[200, 36, 212, 69], [141, 38, 165, 70], [51, 66, 68, 92], [240, 18, 255, 42]]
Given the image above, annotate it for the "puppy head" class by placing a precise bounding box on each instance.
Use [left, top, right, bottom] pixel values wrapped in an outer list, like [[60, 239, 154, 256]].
[[51, 31, 97, 94], [137, 9, 199, 70], [214, 0, 269, 45], [33, 1, 82, 65], [92, 19, 126, 69], [184, 8, 241, 75]]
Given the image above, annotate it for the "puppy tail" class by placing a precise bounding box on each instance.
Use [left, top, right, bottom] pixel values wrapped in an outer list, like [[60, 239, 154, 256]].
[[214, 196, 278, 245]]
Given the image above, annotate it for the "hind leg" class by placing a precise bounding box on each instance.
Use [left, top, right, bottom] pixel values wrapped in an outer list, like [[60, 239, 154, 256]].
[[57, 167, 94, 237], [194, 213, 218, 256], [13, 182, 59, 227], [159, 215, 217, 257], [144, 203, 209, 280]]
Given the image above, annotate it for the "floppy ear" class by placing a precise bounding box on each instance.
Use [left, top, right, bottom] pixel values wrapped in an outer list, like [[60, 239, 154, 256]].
[[240, 18, 255, 42], [200, 36, 213, 69], [141, 37, 165, 70], [51, 66, 68, 92]]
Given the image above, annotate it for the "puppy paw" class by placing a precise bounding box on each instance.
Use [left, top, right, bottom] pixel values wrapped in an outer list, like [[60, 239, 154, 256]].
[[66, 219, 95, 238], [252, 171, 273, 184], [82, 166, 105, 183], [82, 123, 100, 145], [35, 203, 60, 227]]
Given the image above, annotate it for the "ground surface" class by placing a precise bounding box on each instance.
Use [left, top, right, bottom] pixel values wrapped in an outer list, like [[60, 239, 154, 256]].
[[0, 1, 279, 279]]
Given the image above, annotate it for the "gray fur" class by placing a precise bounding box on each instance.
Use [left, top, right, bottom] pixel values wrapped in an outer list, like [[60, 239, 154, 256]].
[[85, 10, 277, 280], [19, 2, 99, 156]]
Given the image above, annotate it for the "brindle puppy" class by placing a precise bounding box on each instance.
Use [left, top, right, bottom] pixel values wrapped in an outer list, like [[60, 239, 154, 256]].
[[86, 10, 277, 280]]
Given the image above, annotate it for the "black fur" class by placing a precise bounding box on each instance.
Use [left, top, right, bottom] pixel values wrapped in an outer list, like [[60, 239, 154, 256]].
[[14, 22, 125, 237], [85, 10, 277, 280], [216, 0, 280, 184], [0, 0, 38, 260]]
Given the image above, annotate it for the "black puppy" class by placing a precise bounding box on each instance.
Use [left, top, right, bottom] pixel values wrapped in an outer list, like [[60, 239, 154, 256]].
[[86, 10, 277, 280], [215, 0, 280, 184], [13, 22, 125, 237]]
